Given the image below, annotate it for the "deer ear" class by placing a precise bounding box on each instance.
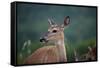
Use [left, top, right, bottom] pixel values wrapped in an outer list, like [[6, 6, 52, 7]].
[[61, 16, 70, 28], [64, 16, 70, 26]]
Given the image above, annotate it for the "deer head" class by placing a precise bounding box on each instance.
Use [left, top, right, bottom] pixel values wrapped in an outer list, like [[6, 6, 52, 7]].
[[24, 16, 70, 64], [40, 16, 70, 44]]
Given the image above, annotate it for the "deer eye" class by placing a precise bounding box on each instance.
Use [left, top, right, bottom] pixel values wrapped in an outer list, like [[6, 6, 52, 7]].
[[52, 30, 57, 33]]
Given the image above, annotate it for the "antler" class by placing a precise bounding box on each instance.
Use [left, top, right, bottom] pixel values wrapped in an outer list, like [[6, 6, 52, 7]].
[[48, 18, 56, 26]]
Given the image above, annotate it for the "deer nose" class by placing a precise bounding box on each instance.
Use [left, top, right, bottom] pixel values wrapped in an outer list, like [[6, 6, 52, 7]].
[[40, 37, 47, 42], [40, 38, 45, 42]]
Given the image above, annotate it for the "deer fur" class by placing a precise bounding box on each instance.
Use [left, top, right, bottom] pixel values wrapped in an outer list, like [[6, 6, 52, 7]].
[[24, 16, 70, 64]]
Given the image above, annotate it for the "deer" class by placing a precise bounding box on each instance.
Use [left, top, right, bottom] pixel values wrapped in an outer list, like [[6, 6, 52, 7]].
[[24, 16, 70, 64]]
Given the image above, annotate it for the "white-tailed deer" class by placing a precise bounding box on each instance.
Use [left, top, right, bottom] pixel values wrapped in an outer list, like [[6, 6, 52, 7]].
[[24, 16, 70, 64]]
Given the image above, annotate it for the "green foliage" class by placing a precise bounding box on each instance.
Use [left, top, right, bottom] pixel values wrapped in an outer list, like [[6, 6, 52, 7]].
[[65, 38, 96, 62], [75, 38, 96, 55]]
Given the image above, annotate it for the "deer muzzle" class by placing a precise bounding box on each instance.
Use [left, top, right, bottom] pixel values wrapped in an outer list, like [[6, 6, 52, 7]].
[[40, 37, 48, 43]]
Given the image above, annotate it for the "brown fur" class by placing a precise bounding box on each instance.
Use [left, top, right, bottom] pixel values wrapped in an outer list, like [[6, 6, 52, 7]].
[[24, 46, 60, 64]]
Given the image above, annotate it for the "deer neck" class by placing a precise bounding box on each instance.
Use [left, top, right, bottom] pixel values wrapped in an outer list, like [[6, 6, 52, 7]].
[[55, 35, 67, 62]]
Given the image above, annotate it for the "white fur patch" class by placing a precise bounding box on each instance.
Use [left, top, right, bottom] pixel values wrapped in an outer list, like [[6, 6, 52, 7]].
[[57, 40, 64, 46]]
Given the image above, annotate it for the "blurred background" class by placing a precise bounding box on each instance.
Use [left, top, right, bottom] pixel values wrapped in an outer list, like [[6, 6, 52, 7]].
[[16, 3, 97, 64]]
